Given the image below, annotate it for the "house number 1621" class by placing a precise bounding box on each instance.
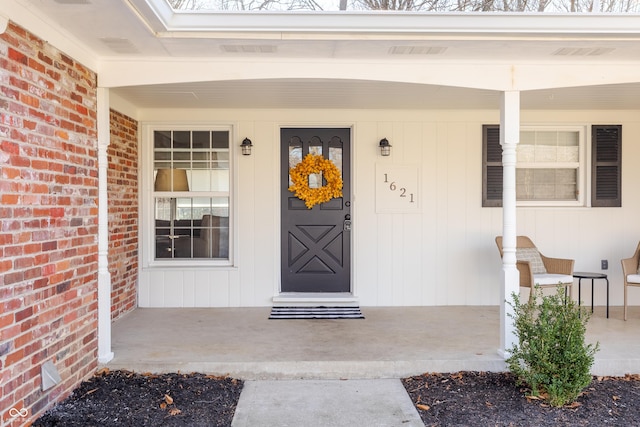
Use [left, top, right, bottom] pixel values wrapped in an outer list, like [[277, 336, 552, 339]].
[[383, 174, 415, 203], [375, 164, 420, 213]]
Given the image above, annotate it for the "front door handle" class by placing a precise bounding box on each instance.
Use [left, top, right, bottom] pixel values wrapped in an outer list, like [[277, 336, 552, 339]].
[[343, 214, 351, 232]]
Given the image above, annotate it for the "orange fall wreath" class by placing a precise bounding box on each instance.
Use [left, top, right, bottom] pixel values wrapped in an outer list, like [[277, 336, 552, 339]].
[[288, 154, 343, 209]]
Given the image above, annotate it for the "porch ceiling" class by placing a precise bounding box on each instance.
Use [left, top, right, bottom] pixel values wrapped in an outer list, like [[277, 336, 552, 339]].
[[109, 79, 640, 110], [9, 0, 640, 110]]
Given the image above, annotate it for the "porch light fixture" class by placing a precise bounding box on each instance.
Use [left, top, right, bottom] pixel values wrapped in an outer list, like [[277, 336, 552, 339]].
[[379, 138, 391, 156], [241, 138, 253, 155]]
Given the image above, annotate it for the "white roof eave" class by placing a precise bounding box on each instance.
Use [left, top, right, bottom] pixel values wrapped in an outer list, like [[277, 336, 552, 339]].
[[126, 0, 640, 38]]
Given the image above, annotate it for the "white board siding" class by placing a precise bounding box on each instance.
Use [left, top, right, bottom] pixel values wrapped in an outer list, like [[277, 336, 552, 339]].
[[139, 268, 234, 307], [137, 108, 640, 308]]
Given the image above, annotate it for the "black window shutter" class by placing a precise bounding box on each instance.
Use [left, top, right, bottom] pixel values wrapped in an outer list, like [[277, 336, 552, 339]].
[[482, 125, 502, 207], [592, 125, 621, 207]]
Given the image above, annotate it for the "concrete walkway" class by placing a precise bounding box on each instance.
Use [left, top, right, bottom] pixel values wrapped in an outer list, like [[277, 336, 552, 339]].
[[231, 379, 423, 427]]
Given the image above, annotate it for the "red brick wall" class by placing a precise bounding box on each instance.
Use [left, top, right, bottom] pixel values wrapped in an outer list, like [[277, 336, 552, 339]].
[[0, 21, 99, 425], [108, 110, 138, 321]]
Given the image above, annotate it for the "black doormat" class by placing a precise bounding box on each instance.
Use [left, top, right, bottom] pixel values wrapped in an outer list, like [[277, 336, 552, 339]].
[[269, 306, 364, 319]]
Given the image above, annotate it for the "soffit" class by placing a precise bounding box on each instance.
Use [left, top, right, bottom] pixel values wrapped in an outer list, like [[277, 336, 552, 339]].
[[8, 0, 640, 109]]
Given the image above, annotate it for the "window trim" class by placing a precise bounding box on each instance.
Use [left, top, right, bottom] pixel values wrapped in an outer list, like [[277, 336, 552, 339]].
[[482, 124, 594, 208], [142, 123, 236, 268]]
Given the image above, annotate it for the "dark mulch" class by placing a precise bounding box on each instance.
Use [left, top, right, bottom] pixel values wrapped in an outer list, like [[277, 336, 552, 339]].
[[402, 371, 640, 426], [33, 369, 640, 426], [33, 369, 243, 427]]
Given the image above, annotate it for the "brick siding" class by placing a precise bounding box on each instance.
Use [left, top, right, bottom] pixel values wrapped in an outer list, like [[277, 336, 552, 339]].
[[1, 21, 99, 425], [108, 110, 138, 321]]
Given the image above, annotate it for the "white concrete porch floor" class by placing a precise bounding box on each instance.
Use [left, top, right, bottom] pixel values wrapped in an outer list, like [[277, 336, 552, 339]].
[[104, 306, 640, 379]]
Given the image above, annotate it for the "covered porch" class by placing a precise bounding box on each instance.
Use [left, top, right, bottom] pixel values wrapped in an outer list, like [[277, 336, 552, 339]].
[[104, 305, 640, 379]]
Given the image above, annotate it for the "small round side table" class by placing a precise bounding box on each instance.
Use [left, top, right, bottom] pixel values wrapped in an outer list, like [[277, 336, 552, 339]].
[[573, 272, 609, 318]]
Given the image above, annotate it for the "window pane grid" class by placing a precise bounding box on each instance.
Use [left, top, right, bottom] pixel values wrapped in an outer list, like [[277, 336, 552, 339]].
[[516, 168, 577, 201], [153, 129, 230, 260], [515, 129, 580, 203], [517, 130, 579, 164]]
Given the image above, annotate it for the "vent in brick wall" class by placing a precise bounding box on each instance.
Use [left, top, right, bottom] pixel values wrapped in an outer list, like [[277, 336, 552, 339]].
[[41, 361, 62, 391]]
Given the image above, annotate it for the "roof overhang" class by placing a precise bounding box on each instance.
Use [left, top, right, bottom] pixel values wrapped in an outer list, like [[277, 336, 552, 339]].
[[127, 0, 640, 39]]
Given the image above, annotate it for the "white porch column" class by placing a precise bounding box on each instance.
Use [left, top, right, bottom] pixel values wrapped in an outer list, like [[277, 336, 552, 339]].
[[97, 87, 114, 363], [499, 91, 520, 358]]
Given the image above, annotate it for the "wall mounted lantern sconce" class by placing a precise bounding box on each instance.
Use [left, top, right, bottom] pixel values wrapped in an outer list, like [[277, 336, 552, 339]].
[[379, 138, 391, 156], [241, 138, 253, 156]]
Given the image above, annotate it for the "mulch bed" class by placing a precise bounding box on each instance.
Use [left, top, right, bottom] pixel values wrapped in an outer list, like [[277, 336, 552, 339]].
[[32, 369, 640, 426], [402, 371, 640, 426], [32, 369, 243, 427]]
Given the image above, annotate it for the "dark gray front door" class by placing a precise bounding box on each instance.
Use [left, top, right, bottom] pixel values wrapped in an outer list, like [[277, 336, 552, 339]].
[[281, 128, 351, 293]]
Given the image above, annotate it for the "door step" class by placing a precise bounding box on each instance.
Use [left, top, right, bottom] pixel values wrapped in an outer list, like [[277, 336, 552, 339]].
[[272, 293, 359, 308]]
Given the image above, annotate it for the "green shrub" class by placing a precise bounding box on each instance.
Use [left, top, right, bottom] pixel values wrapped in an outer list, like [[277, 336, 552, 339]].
[[506, 285, 600, 407]]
